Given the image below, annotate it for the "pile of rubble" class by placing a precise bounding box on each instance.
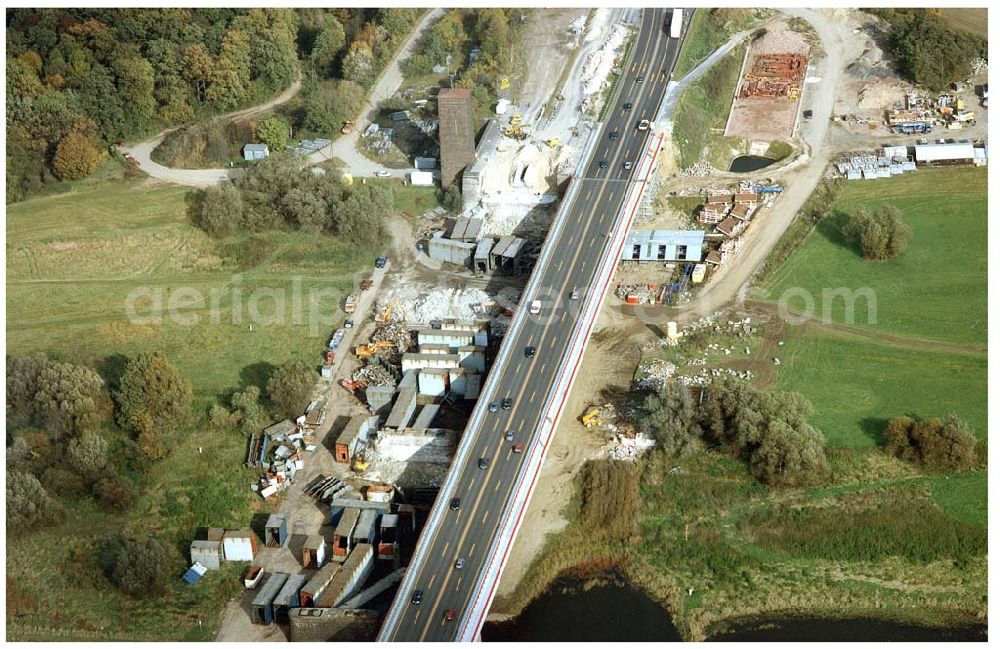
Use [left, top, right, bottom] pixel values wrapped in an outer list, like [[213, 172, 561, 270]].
[[251, 423, 313, 500], [684, 315, 757, 338], [680, 161, 714, 177], [380, 285, 520, 325], [581, 22, 630, 106], [675, 367, 755, 386], [604, 433, 656, 461], [371, 322, 411, 351], [635, 359, 677, 391], [353, 359, 398, 387]]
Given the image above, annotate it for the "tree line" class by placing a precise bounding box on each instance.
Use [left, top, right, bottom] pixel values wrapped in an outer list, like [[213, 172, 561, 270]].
[[642, 378, 829, 487], [6, 8, 422, 201], [187, 154, 393, 249]]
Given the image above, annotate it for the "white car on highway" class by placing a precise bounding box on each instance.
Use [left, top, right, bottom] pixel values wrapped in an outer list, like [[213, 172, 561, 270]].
[[637, 119, 651, 131]]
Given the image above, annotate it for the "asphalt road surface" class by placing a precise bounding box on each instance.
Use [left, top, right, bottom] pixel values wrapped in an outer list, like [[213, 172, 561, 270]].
[[382, 7, 681, 641]]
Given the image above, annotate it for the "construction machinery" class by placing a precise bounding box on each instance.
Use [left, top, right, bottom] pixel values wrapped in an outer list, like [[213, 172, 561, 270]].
[[340, 377, 367, 393], [341, 120, 356, 134], [351, 448, 370, 472], [544, 138, 561, 148], [376, 300, 400, 324], [581, 403, 614, 428], [356, 341, 395, 359], [503, 114, 529, 140]]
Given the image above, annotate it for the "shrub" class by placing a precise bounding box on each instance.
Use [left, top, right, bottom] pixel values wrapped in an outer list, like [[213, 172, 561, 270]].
[[66, 431, 109, 475], [876, 10, 987, 90], [883, 414, 977, 470], [255, 116, 290, 151], [643, 383, 702, 457], [93, 475, 136, 513], [7, 470, 64, 531], [267, 361, 316, 419], [52, 131, 103, 180], [41, 466, 88, 498], [842, 204, 912, 261], [100, 535, 177, 596], [115, 352, 193, 449]]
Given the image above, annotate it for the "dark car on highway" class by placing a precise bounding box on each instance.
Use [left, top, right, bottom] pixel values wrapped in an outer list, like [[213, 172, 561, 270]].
[[450, 497, 460, 510], [599, 159, 609, 169], [623, 102, 633, 112], [524, 346, 536, 358], [609, 130, 620, 140], [411, 590, 423, 605], [478, 457, 489, 470], [488, 402, 498, 413], [502, 397, 513, 410]]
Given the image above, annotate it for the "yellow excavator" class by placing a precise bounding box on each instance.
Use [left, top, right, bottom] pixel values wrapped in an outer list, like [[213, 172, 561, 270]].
[[581, 403, 614, 428], [375, 300, 401, 324], [356, 341, 395, 359], [544, 138, 561, 148], [351, 448, 369, 472]]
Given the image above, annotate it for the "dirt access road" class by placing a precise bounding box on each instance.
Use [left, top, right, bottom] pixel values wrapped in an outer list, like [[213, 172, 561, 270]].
[[667, 8, 851, 323], [127, 10, 443, 188]]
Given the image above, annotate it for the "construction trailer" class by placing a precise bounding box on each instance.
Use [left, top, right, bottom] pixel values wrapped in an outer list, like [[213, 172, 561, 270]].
[[412, 404, 441, 429], [272, 573, 307, 624], [303, 534, 327, 568], [190, 540, 223, 570], [428, 237, 476, 267], [316, 543, 375, 608], [334, 415, 375, 464], [265, 514, 288, 548], [621, 230, 705, 262], [474, 238, 496, 274], [378, 514, 400, 560], [450, 216, 484, 242], [332, 507, 362, 561], [352, 509, 380, 547], [300, 562, 340, 607], [251, 572, 289, 625], [222, 531, 258, 562], [385, 386, 418, 429]]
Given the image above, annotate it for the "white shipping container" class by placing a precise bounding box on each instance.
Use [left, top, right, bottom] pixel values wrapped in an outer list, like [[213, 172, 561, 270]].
[[410, 171, 434, 186]]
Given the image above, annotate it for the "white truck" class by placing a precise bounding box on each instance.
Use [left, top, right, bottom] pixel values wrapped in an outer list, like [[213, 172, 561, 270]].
[[670, 9, 683, 39]]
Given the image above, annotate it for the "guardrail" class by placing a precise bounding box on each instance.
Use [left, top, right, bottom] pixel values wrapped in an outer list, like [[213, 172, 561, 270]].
[[459, 131, 664, 640], [377, 124, 604, 639]]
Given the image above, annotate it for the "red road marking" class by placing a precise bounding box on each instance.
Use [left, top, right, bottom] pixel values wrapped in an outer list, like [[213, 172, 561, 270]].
[[465, 133, 664, 639]]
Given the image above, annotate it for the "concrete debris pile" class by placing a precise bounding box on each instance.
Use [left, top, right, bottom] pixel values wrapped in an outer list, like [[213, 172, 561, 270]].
[[250, 422, 312, 500], [580, 22, 629, 110], [381, 284, 522, 326], [675, 367, 755, 387], [683, 316, 756, 339], [353, 360, 398, 388], [635, 359, 677, 391], [680, 161, 714, 177], [371, 323, 411, 352], [465, 193, 558, 239], [605, 432, 656, 461]]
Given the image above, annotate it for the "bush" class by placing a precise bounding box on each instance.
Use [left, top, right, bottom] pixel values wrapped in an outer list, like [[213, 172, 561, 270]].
[[52, 131, 103, 180], [41, 466, 88, 498], [267, 361, 316, 419], [115, 352, 193, 448], [67, 431, 109, 475], [883, 414, 977, 470], [643, 383, 702, 457], [842, 204, 912, 261], [7, 470, 64, 531], [93, 475, 136, 513], [100, 535, 177, 597], [876, 10, 988, 90], [255, 116, 290, 151]]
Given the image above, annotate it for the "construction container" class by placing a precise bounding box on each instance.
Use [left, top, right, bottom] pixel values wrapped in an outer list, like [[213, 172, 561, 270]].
[[401, 352, 461, 372], [272, 573, 307, 624], [316, 543, 375, 608], [625, 294, 640, 305], [352, 510, 379, 546], [251, 572, 289, 625], [691, 264, 707, 284], [190, 540, 223, 570], [244, 565, 264, 588], [222, 530, 258, 562], [320, 364, 334, 379], [378, 514, 400, 560], [409, 171, 434, 186], [333, 508, 361, 560], [300, 563, 340, 607], [418, 368, 449, 396], [303, 534, 327, 568], [265, 514, 288, 548]]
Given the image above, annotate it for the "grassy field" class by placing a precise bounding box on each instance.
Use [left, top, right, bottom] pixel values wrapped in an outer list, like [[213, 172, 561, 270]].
[[673, 9, 759, 79], [939, 8, 988, 38], [774, 325, 987, 448], [762, 168, 988, 347], [672, 45, 745, 169], [6, 179, 369, 403], [5, 171, 417, 639]]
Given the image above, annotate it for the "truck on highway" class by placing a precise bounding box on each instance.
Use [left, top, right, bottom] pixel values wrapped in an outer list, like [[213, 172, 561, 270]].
[[670, 9, 683, 38]]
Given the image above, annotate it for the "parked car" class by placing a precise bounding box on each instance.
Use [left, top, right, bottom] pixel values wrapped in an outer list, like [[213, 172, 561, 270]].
[[344, 319, 354, 329], [375, 170, 391, 177], [803, 109, 813, 120], [411, 590, 423, 605], [450, 497, 461, 511], [478, 457, 489, 470], [375, 256, 388, 268]]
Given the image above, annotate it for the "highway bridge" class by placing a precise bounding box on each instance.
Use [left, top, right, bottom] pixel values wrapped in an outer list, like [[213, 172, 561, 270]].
[[379, 8, 684, 641]]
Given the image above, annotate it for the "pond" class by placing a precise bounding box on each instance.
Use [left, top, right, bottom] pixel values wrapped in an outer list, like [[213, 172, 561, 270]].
[[729, 155, 776, 173], [482, 573, 682, 642], [481, 571, 987, 642]]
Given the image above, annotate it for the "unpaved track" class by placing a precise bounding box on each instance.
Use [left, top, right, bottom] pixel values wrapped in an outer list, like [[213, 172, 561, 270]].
[[667, 8, 850, 323], [127, 10, 443, 188]]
